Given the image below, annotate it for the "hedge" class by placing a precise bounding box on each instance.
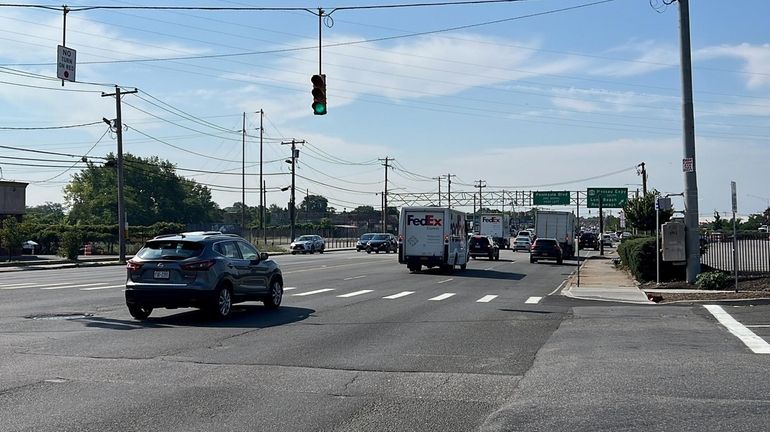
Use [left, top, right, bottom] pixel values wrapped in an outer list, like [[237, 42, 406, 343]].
[[24, 222, 186, 255], [617, 236, 686, 282]]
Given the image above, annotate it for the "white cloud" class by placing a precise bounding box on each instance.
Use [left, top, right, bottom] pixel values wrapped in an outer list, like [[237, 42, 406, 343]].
[[590, 40, 678, 77], [695, 43, 770, 88]]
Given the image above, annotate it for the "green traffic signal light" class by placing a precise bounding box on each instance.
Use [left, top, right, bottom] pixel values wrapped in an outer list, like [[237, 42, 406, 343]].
[[311, 74, 327, 116]]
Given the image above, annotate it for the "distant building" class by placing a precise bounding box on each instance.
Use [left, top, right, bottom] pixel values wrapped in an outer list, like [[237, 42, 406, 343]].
[[0, 181, 27, 221]]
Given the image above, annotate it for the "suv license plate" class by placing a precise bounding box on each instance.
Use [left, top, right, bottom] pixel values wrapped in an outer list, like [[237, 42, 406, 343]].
[[154, 270, 170, 279]]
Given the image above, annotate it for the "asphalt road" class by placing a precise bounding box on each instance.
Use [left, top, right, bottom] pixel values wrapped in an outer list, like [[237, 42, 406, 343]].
[[1, 249, 770, 431]]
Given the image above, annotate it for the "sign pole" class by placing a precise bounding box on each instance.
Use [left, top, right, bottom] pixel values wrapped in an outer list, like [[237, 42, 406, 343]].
[[576, 191, 580, 287], [656, 199, 660, 286], [732, 181, 738, 292]]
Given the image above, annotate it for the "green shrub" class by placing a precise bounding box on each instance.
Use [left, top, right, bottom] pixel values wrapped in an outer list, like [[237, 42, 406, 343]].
[[58, 230, 83, 261], [696, 271, 730, 290], [617, 236, 686, 282]]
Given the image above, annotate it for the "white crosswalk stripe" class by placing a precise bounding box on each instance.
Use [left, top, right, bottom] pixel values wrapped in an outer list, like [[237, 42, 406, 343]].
[[383, 291, 414, 300], [525, 296, 542, 304], [337, 290, 374, 298], [292, 288, 335, 296], [0, 282, 38, 289], [476, 295, 498, 303], [429, 293, 456, 301]]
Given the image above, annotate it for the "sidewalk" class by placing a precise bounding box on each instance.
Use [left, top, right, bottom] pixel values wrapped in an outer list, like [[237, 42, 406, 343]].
[[561, 250, 653, 304]]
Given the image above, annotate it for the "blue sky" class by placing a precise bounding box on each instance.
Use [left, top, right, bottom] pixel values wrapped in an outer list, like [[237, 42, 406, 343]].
[[1, 0, 769, 219]]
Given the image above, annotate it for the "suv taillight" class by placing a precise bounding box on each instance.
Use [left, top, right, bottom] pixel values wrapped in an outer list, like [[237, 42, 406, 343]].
[[126, 260, 143, 271], [180, 260, 216, 271]]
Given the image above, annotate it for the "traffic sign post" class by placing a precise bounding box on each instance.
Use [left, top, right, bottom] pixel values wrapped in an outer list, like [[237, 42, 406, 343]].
[[57, 45, 76, 82], [533, 191, 570, 206], [587, 188, 628, 208], [732, 181, 738, 292]]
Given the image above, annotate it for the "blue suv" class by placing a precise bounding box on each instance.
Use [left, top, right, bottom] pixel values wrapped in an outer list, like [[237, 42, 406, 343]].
[[125, 232, 283, 320]]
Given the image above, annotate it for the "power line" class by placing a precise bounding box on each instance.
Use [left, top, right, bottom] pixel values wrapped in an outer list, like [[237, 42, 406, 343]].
[[0, 121, 103, 130], [31, 129, 110, 183]]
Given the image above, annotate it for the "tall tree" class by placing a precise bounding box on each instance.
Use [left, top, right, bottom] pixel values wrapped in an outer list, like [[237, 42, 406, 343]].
[[25, 202, 66, 225], [622, 189, 672, 232], [299, 194, 328, 213], [65, 153, 220, 226]]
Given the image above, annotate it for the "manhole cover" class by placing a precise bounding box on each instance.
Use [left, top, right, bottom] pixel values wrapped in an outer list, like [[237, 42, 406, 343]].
[[26, 313, 93, 321]]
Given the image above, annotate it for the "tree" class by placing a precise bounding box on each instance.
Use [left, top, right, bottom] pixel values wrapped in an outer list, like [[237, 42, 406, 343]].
[[25, 202, 66, 225], [0, 217, 26, 261], [65, 153, 221, 226], [299, 194, 328, 213], [622, 190, 672, 232], [712, 211, 724, 231]]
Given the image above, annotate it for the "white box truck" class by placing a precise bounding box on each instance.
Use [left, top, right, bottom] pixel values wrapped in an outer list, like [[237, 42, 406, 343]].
[[398, 207, 469, 272], [478, 213, 509, 249], [534, 210, 576, 258]]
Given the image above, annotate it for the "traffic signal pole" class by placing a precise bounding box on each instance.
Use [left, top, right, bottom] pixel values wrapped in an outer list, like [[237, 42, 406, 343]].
[[282, 140, 305, 241]]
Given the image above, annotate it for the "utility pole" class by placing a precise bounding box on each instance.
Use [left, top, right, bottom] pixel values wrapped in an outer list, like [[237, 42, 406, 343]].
[[379, 157, 394, 232], [241, 112, 246, 239], [475, 179, 487, 212], [677, 0, 701, 283], [262, 180, 267, 244], [259, 109, 264, 243], [445, 174, 456, 208], [101, 85, 137, 264], [282, 139, 305, 241], [433, 176, 442, 206], [638, 162, 648, 195]]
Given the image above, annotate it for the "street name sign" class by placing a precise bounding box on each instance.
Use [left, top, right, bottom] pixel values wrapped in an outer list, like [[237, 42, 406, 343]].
[[587, 187, 628, 208], [57, 45, 76, 82], [533, 191, 570, 206]]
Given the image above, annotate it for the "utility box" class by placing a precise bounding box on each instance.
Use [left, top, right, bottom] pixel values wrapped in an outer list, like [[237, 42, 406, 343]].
[[0, 181, 27, 216], [662, 221, 686, 262]]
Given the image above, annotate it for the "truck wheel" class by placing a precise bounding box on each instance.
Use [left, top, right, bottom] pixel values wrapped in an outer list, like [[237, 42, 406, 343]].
[[557, 258, 563, 265], [530, 257, 536, 264], [460, 263, 467, 270]]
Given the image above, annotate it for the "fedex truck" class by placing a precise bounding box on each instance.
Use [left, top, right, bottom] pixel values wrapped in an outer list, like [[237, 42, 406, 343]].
[[478, 213, 509, 249], [398, 207, 469, 273]]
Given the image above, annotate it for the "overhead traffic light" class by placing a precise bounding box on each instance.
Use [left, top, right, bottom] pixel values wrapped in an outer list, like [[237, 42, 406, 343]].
[[311, 74, 327, 115]]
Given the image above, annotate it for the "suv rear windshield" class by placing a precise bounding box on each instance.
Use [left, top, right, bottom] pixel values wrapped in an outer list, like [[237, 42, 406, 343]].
[[136, 241, 204, 260], [469, 237, 490, 247], [580, 233, 596, 240], [534, 239, 558, 247]]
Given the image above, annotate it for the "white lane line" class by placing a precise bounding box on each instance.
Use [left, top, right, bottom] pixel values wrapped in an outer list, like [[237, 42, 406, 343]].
[[429, 293, 456, 301], [436, 278, 454, 284], [41, 283, 108, 290], [383, 291, 414, 300], [548, 278, 570, 296], [704, 305, 770, 354], [292, 288, 335, 297], [343, 275, 367, 281], [525, 296, 543, 304], [283, 287, 297, 291], [80, 285, 126, 291], [476, 295, 498, 303], [2, 282, 74, 290], [337, 290, 374, 298], [0, 282, 37, 288], [746, 325, 770, 328]]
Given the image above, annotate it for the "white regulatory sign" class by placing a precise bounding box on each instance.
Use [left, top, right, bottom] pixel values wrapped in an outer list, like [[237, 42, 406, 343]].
[[731, 181, 737, 213], [57, 45, 76, 82], [682, 157, 694, 173]]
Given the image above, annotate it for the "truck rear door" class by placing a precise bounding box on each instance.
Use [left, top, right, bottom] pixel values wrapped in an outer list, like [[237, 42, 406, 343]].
[[403, 210, 445, 257]]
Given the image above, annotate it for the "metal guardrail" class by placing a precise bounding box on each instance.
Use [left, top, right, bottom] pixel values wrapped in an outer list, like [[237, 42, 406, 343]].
[[700, 232, 770, 275]]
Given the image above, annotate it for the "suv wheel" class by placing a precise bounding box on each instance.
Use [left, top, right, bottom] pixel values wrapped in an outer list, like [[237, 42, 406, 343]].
[[127, 304, 152, 320], [210, 285, 233, 319], [263, 279, 283, 309]]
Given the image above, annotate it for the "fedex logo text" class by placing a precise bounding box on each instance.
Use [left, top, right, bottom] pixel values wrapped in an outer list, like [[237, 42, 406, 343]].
[[482, 217, 500, 223], [407, 214, 442, 226]]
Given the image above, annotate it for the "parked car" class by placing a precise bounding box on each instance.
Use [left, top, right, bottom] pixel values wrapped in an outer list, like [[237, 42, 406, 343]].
[[366, 233, 397, 253], [578, 232, 599, 250], [601, 234, 613, 247], [468, 235, 500, 261], [290, 235, 325, 254], [512, 236, 532, 252], [124, 232, 283, 320], [530, 238, 563, 264], [356, 233, 376, 252]]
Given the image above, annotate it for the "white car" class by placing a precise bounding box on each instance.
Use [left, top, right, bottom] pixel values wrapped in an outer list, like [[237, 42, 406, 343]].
[[601, 234, 613, 247], [290, 235, 325, 254], [512, 236, 532, 252]]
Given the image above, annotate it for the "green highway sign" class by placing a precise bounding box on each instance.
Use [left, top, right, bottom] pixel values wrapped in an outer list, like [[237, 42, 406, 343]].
[[533, 191, 571, 206], [587, 187, 628, 208]]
